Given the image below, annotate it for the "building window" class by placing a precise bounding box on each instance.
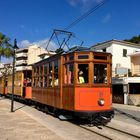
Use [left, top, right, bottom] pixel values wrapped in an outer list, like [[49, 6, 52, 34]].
[[102, 48, 106, 52], [78, 55, 89, 59], [123, 49, 127, 57]]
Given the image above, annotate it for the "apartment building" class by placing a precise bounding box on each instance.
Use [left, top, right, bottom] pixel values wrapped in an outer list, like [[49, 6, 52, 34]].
[[16, 44, 55, 71], [91, 39, 140, 77]]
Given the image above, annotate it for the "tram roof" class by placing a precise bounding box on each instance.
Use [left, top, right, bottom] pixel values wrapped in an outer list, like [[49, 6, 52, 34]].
[[33, 46, 111, 66]]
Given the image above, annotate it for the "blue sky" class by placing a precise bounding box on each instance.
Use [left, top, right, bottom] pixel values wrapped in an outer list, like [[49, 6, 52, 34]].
[[0, 0, 140, 55]]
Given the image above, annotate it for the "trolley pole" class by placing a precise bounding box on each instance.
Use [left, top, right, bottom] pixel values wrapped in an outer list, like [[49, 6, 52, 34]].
[[11, 39, 19, 112]]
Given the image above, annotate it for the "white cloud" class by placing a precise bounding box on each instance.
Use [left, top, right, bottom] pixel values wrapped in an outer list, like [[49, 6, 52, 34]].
[[33, 39, 58, 51], [68, 0, 105, 12], [102, 13, 111, 23], [18, 38, 58, 51], [18, 40, 31, 48], [68, 0, 79, 7]]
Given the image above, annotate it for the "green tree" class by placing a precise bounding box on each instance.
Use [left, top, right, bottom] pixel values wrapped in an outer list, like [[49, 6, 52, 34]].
[[0, 32, 13, 63], [124, 35, 140, 44], [55, 48, 64, 54]]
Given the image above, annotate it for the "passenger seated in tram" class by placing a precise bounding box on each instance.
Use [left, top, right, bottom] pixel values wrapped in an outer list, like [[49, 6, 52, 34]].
[[49, 71, 53, 86], [23, 78, 28, 87], [78, 70, 85, 84], [54, 75, 59, 86]]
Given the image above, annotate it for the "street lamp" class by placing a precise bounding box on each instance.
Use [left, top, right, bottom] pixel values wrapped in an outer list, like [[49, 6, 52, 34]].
[[11, 39, 19, 112]]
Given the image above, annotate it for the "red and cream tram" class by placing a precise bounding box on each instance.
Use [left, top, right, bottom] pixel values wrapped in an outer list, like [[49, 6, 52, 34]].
[[32, 49, 114, 123]]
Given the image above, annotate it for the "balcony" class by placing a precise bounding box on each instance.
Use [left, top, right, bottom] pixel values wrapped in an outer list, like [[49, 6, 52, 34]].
[[16, 53, 27, 58], [16, 60, 28, 65]]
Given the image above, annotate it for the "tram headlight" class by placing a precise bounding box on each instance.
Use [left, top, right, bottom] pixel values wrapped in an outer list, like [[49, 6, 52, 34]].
[[98, 99, 105, 106]]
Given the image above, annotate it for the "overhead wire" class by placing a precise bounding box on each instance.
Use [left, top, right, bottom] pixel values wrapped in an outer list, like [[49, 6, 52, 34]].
[[46, 0, 109, 50], [64, 0, 109, 30]]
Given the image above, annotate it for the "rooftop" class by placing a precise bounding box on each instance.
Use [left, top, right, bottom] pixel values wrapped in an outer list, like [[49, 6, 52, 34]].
[[91, 39, 140, 49]]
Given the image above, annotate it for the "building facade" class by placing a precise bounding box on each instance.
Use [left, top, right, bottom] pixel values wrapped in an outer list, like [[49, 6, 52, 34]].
[[91, 39, 140, 77], [15, 44, 55, 71]]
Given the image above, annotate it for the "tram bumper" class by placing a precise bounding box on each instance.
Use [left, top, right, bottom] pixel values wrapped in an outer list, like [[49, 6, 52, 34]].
[[74, 109, 114, 120]]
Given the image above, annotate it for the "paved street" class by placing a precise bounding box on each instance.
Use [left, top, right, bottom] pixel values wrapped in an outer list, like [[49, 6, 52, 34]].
[[0, 96, 140, 140], [0, 97, 63, 140], [113, 103, 140, 126]]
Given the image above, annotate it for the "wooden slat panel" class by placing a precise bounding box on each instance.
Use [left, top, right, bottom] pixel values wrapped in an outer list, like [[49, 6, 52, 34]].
[[62, 87, 75, 111]]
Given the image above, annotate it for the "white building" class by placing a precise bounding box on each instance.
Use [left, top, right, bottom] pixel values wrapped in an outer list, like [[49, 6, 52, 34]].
[[91, 39, 140, 77], [16, 44, 55, 71]]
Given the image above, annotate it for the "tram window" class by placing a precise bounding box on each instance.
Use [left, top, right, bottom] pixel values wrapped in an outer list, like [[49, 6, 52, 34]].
[[54, 60, 59, 86], [44, 64, 47, 75], [39, 77, 43, 87], [36, 67, 39, 75], [43, 76, 47, 87], [94, 64, 107, 84], [77, 64, 88, 84], [33, 78, 36, 87], [64, 56, 67, 62], [94, 55, 107, 60], [65, 64, 74, 84], [69, 64, 74, 84], [64, 65, 67, 84], [49, 62, 53, 86], [78, 55, 89, 59], [40, 66, 43, 75], [69, 55, 74, 60], [34, 77, 39, 87]]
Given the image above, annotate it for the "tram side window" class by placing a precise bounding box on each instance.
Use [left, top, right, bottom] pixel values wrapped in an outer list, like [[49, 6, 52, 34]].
[[36, 67, 39, 76], [65, 64, 74, 84], [77, 64, 88, 84], [40, 66, 43, 75], [68, 64, 74, 84], [54, 60, 59, 86], [94, 64, 107, 84], [44, 64, 47, 74], [49, 62, 53, 86], [43, 64, 48, 87], [39, 77, 43, 87], [34, 77, 38, 87]]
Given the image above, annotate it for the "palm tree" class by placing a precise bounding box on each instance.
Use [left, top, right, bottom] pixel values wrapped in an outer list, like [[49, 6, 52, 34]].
[[0, 32, 13, 63]]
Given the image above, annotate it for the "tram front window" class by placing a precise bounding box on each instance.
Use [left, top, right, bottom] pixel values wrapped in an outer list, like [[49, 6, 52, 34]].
[[94, 64, 107, 84], [77, 64, 88, 84]]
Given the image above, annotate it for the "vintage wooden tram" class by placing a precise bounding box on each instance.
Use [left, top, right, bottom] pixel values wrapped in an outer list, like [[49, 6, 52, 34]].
[[32, 49, 114, 123], [0, 76, 7, 95], [7, 70, 32, 99], [0, 49, 114, 124]]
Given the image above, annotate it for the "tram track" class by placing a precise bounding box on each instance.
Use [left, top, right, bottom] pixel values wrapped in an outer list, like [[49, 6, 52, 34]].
[[104, 125, 140, 139], [79, 124, 140, 140]]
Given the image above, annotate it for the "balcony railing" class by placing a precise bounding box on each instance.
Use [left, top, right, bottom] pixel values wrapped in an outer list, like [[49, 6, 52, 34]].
[[16, 53, 27, 58], [16, 60, 27, 65]]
